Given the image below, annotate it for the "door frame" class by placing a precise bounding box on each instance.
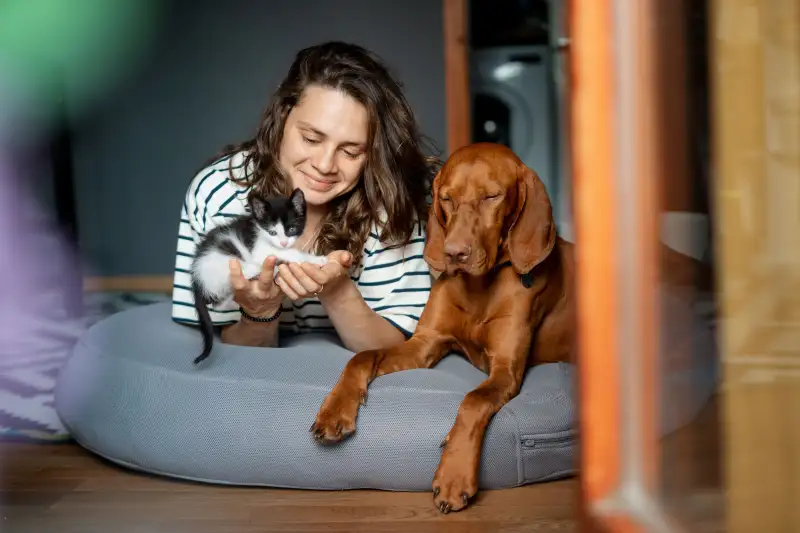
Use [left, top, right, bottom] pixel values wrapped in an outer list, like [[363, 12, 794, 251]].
[[570, 0, 668, 529], [442, 0, 471, 154]]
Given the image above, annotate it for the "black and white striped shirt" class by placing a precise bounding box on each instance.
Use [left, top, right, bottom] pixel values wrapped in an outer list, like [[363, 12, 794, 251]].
[[171, 151, 432, 337]]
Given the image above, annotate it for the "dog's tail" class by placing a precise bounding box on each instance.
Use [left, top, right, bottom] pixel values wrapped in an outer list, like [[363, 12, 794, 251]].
[[192, 281, 215, 365]]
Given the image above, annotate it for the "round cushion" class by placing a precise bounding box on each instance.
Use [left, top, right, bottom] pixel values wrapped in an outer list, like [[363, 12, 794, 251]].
[[55, 303, 577, 490], [54, 285, 718, 491]]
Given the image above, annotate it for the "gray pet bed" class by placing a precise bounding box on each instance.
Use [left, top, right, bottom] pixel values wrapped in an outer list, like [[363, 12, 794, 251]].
[[55, 287, 717, 491]]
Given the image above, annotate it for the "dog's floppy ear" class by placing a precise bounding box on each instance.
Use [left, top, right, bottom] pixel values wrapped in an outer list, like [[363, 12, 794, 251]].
[[508, 163, 557, 274], [423, 170, 447, 272]]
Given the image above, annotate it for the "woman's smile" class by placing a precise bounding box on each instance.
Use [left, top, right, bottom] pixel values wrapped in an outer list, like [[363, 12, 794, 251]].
[[300, 169, 337, 192]]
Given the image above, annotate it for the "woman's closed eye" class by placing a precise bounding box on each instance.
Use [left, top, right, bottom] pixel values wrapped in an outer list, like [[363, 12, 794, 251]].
[[302, 133, 361, 159]]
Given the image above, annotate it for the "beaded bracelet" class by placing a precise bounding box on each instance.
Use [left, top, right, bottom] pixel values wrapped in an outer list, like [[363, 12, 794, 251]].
[[239, 306, 282, 323]]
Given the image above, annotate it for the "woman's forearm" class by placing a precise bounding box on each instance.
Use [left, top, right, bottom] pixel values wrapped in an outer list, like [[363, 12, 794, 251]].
[[320, 280, 405, 352], [221, 315, 280, 348]]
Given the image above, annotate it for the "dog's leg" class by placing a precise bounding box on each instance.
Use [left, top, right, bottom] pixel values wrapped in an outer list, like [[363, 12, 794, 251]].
[[432, 342, 528, 513], [310, 329, 451, 444]]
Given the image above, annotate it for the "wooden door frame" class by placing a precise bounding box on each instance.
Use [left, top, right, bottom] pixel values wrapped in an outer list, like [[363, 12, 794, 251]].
[[573, 0, 700, 530], [442, 0, 471, 154], [571, 0, 666, 529]]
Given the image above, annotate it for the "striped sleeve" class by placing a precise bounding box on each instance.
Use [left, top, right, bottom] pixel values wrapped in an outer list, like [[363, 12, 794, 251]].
[[171, 159, 245, 326], [355, 223, 432, 337]]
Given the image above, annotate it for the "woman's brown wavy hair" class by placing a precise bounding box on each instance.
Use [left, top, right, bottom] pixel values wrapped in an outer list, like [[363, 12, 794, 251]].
[[204, 41, 440, 263]]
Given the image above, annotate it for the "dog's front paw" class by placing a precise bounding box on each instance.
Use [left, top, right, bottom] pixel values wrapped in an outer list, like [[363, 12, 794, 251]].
[[310, 387, 367, 445], [432, 450, 479, 514]]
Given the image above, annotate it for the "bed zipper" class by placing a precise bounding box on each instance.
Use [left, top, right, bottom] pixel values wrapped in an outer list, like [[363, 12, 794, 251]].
[[521, 433, 575, 449]]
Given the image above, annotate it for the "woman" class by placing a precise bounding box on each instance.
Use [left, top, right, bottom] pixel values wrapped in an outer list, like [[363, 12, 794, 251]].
[[171, 41, 437, 353]]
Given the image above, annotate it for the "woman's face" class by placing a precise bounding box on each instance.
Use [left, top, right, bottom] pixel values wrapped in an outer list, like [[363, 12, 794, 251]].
[[279, 85, 369, 209]]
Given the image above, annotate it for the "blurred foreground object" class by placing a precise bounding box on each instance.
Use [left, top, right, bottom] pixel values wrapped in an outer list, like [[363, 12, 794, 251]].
[[0, 0, 160, 137], [0, 149, 83, 440], [0, 0, 161, 440], [711, 0, 800, 532]]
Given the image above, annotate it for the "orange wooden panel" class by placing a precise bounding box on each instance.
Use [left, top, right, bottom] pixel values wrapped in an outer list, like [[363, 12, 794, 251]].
[[570, 0, 621, 508], [442, 0, 471, 154], [572, 0, 665, 531], [630, 0, 662, 497]]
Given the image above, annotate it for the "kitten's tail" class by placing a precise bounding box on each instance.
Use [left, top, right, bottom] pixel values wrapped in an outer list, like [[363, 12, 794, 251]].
[[192, 281, 215, 365]]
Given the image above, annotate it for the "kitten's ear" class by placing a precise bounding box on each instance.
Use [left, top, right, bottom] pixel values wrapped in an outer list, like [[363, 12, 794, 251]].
[[289, 188, 306, 217], [248, 196, 269, 219]]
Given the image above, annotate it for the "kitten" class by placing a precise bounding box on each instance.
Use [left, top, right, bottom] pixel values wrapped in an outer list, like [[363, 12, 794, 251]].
[[190, 187, 327, 364]]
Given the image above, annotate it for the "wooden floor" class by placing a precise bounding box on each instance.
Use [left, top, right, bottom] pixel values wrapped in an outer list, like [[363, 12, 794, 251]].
[[1, 441, 578, 533], [0, 395, 722, 533]]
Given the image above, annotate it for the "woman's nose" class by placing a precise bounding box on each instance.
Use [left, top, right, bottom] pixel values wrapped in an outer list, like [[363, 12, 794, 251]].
[[311, 146, 337, 175]]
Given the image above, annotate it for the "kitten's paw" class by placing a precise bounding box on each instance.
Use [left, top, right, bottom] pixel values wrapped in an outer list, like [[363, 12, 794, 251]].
[[242, 263, 261, 280], [309, 256, 329, 267]]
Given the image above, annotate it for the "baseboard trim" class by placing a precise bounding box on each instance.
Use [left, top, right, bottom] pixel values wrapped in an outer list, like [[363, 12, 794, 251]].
[[83, 276, 173, 293]]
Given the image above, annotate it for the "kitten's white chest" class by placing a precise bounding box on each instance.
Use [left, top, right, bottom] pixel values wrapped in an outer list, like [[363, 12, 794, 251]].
[[244, 240, 275, 275]]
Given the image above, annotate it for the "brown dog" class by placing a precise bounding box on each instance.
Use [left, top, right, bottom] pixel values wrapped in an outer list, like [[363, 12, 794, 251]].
[[310, 143, 575, 513]]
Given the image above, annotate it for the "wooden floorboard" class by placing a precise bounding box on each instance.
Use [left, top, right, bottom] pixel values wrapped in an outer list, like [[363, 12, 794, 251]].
[[1, 442, 578, 533]]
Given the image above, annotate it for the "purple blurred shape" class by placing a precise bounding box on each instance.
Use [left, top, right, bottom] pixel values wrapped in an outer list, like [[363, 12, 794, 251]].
[[0, 145, 87, 362]]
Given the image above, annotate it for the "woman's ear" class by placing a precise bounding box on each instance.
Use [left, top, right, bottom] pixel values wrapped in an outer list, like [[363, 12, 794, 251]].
[[423, 171, 447, 272]]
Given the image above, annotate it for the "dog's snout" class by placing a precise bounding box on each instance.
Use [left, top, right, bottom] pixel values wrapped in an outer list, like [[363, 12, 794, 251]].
[[443, 242, 472, 264]]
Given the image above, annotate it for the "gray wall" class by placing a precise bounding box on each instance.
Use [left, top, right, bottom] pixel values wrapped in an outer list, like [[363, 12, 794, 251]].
[[70, 0, 446, 276]]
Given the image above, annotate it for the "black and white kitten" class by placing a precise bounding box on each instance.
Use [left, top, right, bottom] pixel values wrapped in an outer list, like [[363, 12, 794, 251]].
[[190, 187, 327, 364]]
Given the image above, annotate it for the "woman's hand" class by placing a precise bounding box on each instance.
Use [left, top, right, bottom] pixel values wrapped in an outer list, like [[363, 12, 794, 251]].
[[228, 256, 284, 317], [274, 250, 354, 301]]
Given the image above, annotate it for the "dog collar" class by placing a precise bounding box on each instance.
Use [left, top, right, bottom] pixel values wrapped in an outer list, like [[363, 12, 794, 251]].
[[494, 260, 535, 289]]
